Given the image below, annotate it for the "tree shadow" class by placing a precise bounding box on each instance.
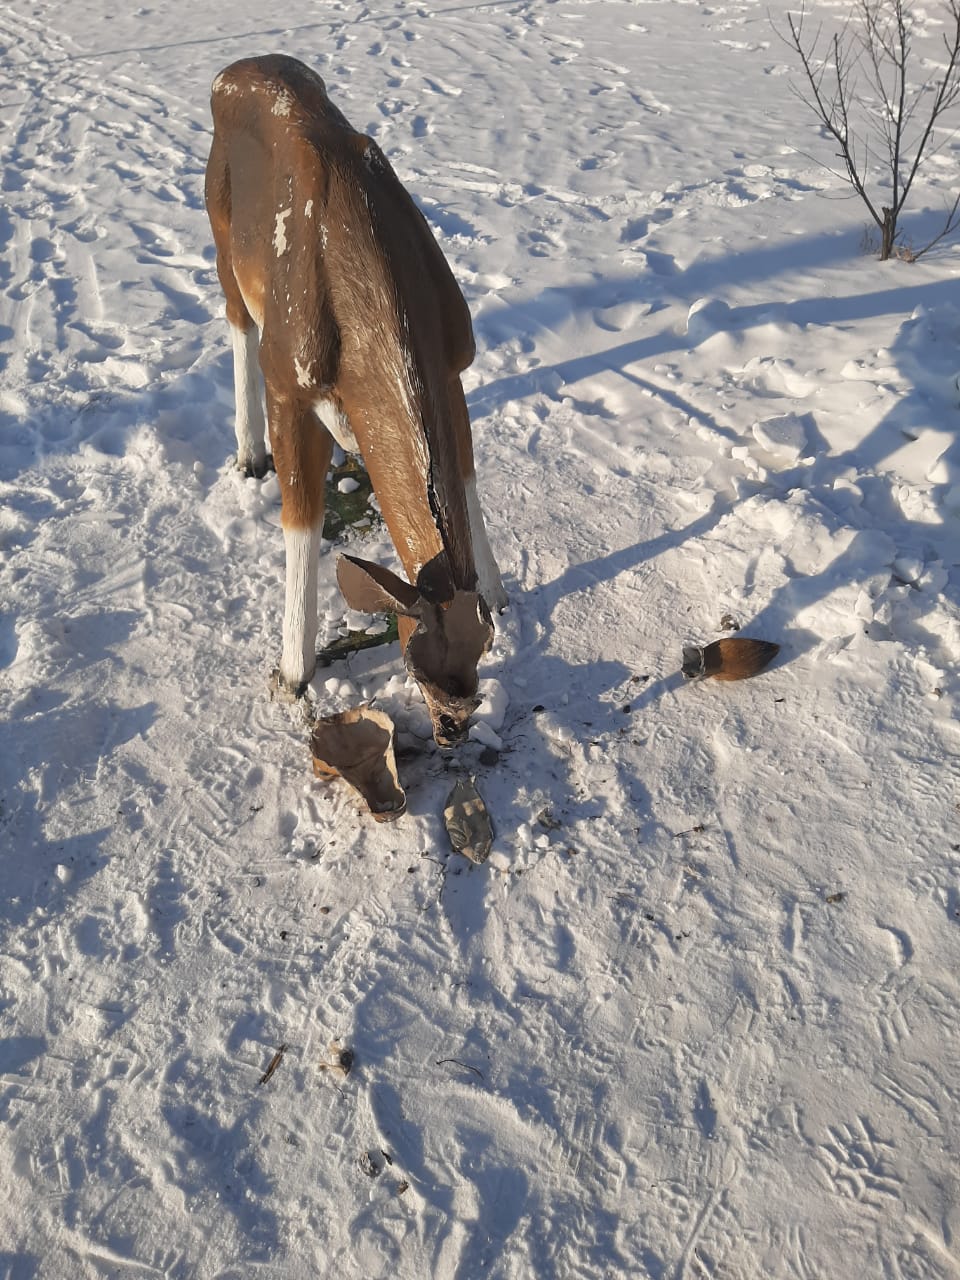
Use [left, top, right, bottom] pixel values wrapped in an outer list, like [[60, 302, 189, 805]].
[[470, 243, 960, 673], [469, 264, 960, 423], [737, 299, 960, 664], [0, 1253, 40, 1280], [535, 497, 732, 625]]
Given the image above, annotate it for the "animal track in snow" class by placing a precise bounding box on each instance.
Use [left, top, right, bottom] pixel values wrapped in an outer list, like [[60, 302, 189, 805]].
[[812, 1117, 902, 1206]]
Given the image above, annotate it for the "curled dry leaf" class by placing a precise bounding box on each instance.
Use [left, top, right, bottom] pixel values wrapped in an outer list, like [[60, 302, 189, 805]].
[[682, 637, 780, 682], [310, 707, 406, 821]]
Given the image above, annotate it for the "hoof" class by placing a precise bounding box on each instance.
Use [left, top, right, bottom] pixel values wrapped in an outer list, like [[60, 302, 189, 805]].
[[270, 668, 309, 703], [237, 453, 275, 480], [482, 583, 509, 616]]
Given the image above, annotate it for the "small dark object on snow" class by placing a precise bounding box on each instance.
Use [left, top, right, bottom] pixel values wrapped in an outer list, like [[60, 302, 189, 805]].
[[537, 808, 562, 831], [335, 1046, 354, 1075], [720, 613, 741, 631], [311, 707, 405, 820], [444, 778, 494, 864], [436, 1057, 485, 1080], [358, 1151, 381, 1178], [320, 1041, 353, 1078], [682, 637, 780, 682], [259, 1043, 288, 1086], [825, 891, 846, 905]]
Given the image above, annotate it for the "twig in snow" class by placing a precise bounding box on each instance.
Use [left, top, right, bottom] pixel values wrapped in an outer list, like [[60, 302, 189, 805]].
[[259, 1042, 288, 1085], [419, 853, 449, 911], [436, 1057, 485, 1080]]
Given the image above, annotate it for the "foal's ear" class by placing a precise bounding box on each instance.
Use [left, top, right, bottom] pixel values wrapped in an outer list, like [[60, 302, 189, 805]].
[[336, 554, 423, 618]]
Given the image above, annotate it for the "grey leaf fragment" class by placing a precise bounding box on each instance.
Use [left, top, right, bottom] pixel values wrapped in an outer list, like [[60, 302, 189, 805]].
[[443, 777, 494, 864]]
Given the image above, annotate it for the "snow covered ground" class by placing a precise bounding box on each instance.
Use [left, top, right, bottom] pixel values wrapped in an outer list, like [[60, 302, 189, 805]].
[[2, 0, 960, 1274]]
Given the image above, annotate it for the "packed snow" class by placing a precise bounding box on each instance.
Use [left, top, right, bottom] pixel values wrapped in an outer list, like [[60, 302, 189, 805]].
[[2, 0, 960, 1275]]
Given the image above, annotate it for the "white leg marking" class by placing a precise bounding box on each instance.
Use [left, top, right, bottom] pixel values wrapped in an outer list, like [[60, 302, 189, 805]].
[[465, 475, 507, 612], [314, 397, 359, 454], [280, 525, 322, 689], [232, 323, 267, 473]]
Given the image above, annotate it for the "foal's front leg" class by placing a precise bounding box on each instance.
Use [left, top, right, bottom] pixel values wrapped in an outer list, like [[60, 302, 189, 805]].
[[267, 387, 334, 695]]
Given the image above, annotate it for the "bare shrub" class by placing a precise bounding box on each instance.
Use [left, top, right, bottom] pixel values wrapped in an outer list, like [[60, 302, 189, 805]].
[[782, 0, 960, 260]]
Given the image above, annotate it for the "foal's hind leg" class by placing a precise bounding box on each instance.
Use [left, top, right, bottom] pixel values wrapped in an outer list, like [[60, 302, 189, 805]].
[[206, 141, 269, 477]]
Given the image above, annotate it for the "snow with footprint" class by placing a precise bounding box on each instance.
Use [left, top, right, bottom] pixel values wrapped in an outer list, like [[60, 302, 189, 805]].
[[2, 0, 960, 1276]]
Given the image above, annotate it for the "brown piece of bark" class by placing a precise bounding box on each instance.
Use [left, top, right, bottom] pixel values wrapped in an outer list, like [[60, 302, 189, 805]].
[[311, 707, 406, 821], [682, 638, 780, 681]]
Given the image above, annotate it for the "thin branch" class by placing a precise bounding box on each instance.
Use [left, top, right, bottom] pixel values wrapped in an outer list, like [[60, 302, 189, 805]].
[[783, 10, 885, 225], [779, 0, 960, 259], [910, 189, 960, 257], [899, 33, 960, 207]]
